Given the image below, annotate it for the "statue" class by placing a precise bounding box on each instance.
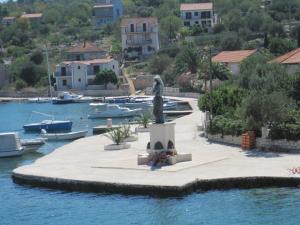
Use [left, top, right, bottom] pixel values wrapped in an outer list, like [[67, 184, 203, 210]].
[[152, 75, 164, 124]]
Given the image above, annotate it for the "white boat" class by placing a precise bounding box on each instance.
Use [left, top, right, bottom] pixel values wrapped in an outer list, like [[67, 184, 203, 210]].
[[21, 138, 45, 152], [28, 97, 53, 103], [88, 104, 142, 119], [74, 96, 95, 103], [0, 133, 25, 157], [40, 129, 88, 141], [52, 92, 83, 104]]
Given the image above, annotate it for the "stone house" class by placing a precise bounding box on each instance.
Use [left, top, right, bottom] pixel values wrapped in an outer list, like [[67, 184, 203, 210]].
[[55, 42, 120, 91], [270, 48, 300, 74], [92, 0, 123, 28], [180, 2, 217, 31], [212, 50, 257, 75], [20, 13, 43, 23], [121, 17, 160, 58]]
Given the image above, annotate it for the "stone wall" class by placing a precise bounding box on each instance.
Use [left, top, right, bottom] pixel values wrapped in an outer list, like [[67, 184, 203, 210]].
[[145, 87, 200, 99], [207, 134, 300, 153]]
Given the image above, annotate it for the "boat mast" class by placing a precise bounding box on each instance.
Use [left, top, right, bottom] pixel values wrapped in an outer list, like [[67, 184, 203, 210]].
[[45, 44, 52, 98]]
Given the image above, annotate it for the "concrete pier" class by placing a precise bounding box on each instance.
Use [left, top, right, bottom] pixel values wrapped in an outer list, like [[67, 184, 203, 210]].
[[12, 99, 300, 197]]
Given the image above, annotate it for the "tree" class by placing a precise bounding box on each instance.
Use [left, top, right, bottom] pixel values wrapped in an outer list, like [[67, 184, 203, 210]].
[[175, 42, 199, 74], [30, 50, 44, 65], [220, 33, 241, 51], [148, 54, 172, 75], [94, 69, 118, 89], [160, 15, 182, 42], [291, 72, 300, 101], [268, 37, 297, 55]]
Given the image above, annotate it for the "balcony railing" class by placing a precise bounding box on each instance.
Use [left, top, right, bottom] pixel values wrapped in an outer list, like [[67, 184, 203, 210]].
[[126, 39, 152, 45], [124, 27, 155, 33], [55, 71, 72, 77]]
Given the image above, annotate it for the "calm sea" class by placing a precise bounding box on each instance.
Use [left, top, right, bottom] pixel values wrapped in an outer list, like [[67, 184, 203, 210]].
[[0, 102, 300, 225]]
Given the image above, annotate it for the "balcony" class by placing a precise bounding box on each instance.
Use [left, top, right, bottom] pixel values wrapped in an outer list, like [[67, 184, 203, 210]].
[[124, 27, 155, 33], [126, 39, 152, 45], [55, 71, 72, 77]]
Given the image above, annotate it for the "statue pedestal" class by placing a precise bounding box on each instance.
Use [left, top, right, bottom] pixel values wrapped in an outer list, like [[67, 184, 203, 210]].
[[137, 122, 192, 166]]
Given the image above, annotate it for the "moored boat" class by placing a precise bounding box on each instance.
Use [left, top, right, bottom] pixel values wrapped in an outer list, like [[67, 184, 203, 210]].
[[88, 104, 142, 119], [0, 133, 24, 158], [23, 120, 72, 132], [21, 138, 45, 152], [40, 129, 88, 140], [52, 92, 82, 104]]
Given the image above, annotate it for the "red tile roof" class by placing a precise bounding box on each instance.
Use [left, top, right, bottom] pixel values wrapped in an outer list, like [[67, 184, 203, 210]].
[[121, 17, 158, 27], [21, 13, 42, 19], [270, 48, 300, 64], [62, 58, 114, 65], [212, 50, 257, 63], [180, 3, 213, 11], [93, 4, 114, 9], [67, 42, 105, 53]]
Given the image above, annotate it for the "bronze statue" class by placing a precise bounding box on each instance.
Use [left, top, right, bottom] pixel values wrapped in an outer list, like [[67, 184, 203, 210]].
[[152, 75, 164, 124]]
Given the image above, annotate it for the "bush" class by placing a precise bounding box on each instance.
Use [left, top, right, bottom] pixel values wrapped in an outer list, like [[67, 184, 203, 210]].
[[208, 115, 244, 136], [269, 123, 300, 141], [15, 79, 27, 90]]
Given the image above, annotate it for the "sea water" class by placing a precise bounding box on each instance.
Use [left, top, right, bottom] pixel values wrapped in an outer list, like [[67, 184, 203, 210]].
[[0, 102, 300, 225]]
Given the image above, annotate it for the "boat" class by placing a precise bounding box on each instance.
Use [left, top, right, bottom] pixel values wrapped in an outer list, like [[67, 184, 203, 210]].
[[52, 92, 83, 104], [28, 97, 53, 103], [23, 120, 72, 132], [163, 101, 177, 110], [21, 138, 45, 152], [0, 133, 24, 157], [73, 96, 95, 103], [88, 104, 142, 119], [40, 129, 88, 141]]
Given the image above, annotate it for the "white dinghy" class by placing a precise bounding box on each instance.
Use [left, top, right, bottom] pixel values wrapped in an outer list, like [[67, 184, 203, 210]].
[[40, 129, 87, 141]]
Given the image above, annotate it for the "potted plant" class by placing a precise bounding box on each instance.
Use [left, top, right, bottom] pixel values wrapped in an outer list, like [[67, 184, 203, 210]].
[[122, 124, 138, 142], [104, 127, 130, 150], [136, 113, 151, 133]]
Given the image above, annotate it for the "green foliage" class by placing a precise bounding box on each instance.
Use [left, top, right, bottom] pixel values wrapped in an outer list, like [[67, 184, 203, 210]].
[[269, 123, 300, 141], [198, 85, 247, 116], [139, 113, 151, 128], [291, 72, 300, 102], [121, 124, 132, 138], [107, 128, 125, 145], [15, 79, 27, 90], [175, 42, 199, 74], [30, 50, 44, 65], [208, 115, 244, 136], [94, 69, 118, 88], [268, 37, 297, 55], [148, 54, 172, 75]]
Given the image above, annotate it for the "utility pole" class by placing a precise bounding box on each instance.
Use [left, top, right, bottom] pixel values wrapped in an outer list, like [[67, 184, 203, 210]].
[[208, 46, 213, 125], [45, 44, 52, 98]]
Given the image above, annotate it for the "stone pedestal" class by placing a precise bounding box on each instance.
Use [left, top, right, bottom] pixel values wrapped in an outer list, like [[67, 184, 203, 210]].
[[137, 122, 192, 166]]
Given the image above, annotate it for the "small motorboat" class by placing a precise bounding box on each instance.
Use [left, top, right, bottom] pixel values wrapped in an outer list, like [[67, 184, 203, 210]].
[[0, 133, 25, 158], [21, 138, 45, 152], [23, 120, 72, 132], [40, 129, 87, 141], [52, 92, 82, 104], [88, 104, 142, 119], [163, 101, 177, 110], [28, 97, 53, 103]]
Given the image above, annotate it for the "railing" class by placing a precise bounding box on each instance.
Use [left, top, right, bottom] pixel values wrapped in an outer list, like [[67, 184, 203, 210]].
[[55, 71, 72, 77], [126, 39, 152, 45], [124, 27, 155, 33]]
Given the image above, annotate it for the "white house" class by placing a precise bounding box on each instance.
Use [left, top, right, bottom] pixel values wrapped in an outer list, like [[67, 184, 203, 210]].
[[55, 58, 120, 91], [212, 50, 257, 75], [2, 16, 16, 26], [121, 17, 160, 58], [270, 48, 300, 74], [180, 2, 217, 30]]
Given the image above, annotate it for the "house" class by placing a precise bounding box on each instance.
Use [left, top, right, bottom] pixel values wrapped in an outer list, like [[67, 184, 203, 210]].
[[2, 16, 16, 26], [65, 41, 107, 61], [121, 17, 160, 58], [270, 48, 300, 74], [212, 50, 257, 75], [92, 0, 123, 28], [20, 13, 43, 23], [0, 64, 9, 88], [55, 58, 119, 91], [180, 2, 217, 31]]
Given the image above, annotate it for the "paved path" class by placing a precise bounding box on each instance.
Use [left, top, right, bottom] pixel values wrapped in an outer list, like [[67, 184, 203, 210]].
[[12, 99, 300, 196]]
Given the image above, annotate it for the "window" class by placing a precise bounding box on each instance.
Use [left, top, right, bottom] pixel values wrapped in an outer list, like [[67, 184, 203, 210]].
[[76, 55, 81, 60], [185, 12, 192, 19], [195, 21, 199, 25], [201, 11, 211, 19], [143, 23, 147, 32], [93, 65, 100, 74], [130, 24, 134, 32], [184, 21, 190, 27], [78, 78, 81, 82], [112, 65, 115, 69], [78, 66, 81, 69], [194, 12, 198, 16], [117, 9, 120, 16], [61, 67, 66, 76], [63, 80, 67, 86]]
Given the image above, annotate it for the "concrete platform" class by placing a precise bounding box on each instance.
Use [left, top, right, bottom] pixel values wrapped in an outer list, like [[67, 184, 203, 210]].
[[12, 99, 300, 197]]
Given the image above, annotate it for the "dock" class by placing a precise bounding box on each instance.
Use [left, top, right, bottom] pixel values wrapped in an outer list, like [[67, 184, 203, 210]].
[[92, 125, 121, 135], [12, 98, 300, 197]]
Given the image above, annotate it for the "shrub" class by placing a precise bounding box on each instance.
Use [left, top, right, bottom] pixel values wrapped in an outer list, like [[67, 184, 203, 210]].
[[269, 123, 300, 141], [106, 128, 125, 145], [139, 113, 151, 128], [15, 79, 27, 90], [208, 115, 244, 136], [121, 124, 132, 138]]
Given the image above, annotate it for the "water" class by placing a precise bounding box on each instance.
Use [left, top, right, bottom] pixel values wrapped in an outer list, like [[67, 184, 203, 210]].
[[1, 102, 300, 225]]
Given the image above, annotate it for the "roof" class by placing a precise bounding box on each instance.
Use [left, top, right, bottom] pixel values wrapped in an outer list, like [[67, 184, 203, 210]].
[[21, 13, 43, 19], [66, 42, 105, 53], [212, 50, 257, 63], [61, 58, 115, 66], [180, 3, 213, 11], [270, 48, 300, 64], [94, 4, 114, 8], [121, 17, 158, 27]]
